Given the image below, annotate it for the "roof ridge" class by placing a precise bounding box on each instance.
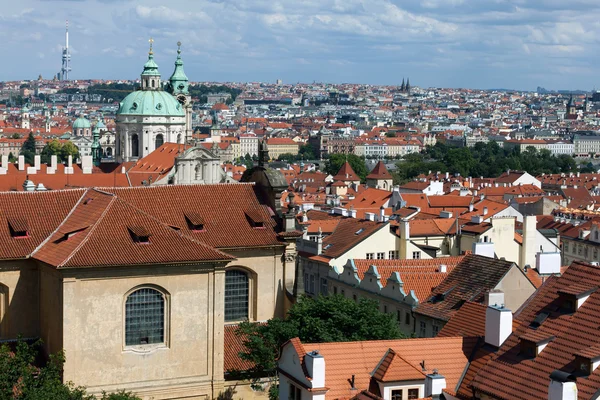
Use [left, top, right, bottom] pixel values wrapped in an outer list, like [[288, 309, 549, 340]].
[[59, 194, 117, 268], [29, 188, 92, 259]]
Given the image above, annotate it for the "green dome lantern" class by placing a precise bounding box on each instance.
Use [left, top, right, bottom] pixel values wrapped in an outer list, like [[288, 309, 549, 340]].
[[168, 41, 189, 96]]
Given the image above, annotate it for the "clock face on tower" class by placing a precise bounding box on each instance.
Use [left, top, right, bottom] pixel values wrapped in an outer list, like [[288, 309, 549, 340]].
[[177, 94, 187, 106]]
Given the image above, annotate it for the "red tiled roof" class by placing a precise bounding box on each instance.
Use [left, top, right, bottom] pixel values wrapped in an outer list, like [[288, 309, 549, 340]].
[[103, 184, 283, 249], [321, 218, 388, 259], [333, 162, 360, 182], [437, 301, 487, 338], [366, 161, 392, 180], [471, 261, 600, 400], [33, 189, 232, 268]]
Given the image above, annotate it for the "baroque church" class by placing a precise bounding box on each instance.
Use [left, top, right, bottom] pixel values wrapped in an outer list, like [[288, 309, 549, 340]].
[[115, 41, 227, 184]]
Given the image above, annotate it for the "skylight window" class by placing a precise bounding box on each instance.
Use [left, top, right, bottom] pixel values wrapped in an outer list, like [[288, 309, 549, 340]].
[[355, 228, 365, 235], [324, 244, 333, 250]]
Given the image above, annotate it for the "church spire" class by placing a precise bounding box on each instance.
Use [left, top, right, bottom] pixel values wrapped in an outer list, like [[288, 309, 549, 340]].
[[91, 125, 101, 167], [406, 78, 411, 93], [141, 38, 161, 91], [400, 78, 405, 92], [168, 41, 189, 96]]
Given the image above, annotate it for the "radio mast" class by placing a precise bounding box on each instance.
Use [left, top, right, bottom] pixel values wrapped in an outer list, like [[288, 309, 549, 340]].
[[60, 20, 71, 80]]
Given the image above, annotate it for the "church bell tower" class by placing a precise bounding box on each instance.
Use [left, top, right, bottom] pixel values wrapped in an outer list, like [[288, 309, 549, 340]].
[[167, 42, 192, 144]]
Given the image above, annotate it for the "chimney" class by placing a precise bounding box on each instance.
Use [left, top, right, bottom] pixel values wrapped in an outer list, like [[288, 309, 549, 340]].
[[439, 264, 447, 273], [65, 155, 74, 174], [365, 212, 376, 221], [34, 155, 41, 171], [472, 240, 494, 257], [50, 155, 57, 170], [548, 371, 577, 400], [485, 289, 505, 307], [536, 252, 561, 275], [316, 228, 323, 254], [445, 172, 449, 180], [469, 204, 474, 212], [425, 370, 446, 399], [1, 155, 7, 170], [520, 215, 537, 269], [399, 219, 410, 259], [18, 155, 25, 171], [304, 350, 326, 389], [379, 206, 385, 222], [349, 209, 357, 218], [483, 206, 488, 215], [485, 298, 512, 347]]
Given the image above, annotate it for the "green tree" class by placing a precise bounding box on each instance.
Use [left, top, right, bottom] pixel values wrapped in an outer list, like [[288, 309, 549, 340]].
[[277, 153, 297, 163], [41, 139, 63, 164], [8, 152, 16, 163], [298, 144, 315, 160], [233, 295, 403, 389], [325, 154, 368, 181], [11, 133, 21, 139], [0, 340, 141, 399], [61, 141, 80, 162], [20, 132, 37, 165]]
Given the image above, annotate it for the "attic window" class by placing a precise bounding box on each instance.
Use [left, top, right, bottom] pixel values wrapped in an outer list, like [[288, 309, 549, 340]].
[[184, 212, 205, 232], [519, 335, 554, 359], [557, 285, 598, 313], [245, 211, 265, 229], [355, 228, 365, 235], [7, 217, 28, 239], [54, 226, 89, 243], [128, 226, 151, 244], [574, 347, 600, 376]]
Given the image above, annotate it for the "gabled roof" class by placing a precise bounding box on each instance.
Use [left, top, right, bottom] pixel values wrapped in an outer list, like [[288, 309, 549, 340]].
[[33, 189, 232, 268], [471, 261, 600, 400], [321, 218, 388, 259], [294, 336, 477, 400], [333, 162, 360, 182], [372, 349, 425, 382], [414, 255, 517, 322], [366, 161, 392, 180]]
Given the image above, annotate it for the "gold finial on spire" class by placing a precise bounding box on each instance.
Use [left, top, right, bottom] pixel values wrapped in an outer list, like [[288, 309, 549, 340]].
[[148, 37, 154, 55]]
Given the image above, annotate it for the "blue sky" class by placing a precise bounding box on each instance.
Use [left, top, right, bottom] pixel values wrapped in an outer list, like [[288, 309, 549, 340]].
[[2, 0, 599, 90]]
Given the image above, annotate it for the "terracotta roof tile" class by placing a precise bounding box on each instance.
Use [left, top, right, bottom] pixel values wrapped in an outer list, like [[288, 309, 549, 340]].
[[437, 301, 487, 338], [366, 161, 392, 180]]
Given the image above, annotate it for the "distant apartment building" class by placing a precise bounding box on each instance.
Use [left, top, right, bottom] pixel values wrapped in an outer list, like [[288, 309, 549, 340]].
[[239, 134, 259, 158], [266, 137, 299, 160], [546, 139, 574, 155], [574, 134, 600, 156], [206, 92, 231, 104]]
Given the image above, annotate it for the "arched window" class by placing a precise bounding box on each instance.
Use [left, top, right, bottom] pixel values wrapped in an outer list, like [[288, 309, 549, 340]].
[[225, 270, 249, 322], [106, 147, 113, 158], [155, 134, 164, 149], [125, 287, 166, 346], [131, 134, 139, 157], [151, 79, 155, 88]]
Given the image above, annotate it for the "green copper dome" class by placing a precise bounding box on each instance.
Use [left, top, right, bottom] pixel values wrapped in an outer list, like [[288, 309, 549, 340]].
[[95, 117, 106, 130], [117, 90, 184, 117], [73, 116, 91, 129], [168, 42, 189, 95], [142, 53, 161, 77]]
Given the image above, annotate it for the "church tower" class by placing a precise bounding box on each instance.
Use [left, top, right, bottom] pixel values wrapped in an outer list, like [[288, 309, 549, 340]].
[[21, 105, 30, 130], [167, 42, 192, 144]]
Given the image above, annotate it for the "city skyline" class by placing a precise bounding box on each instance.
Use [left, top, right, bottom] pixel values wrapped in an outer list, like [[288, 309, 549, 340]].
[[2, 0, 600, 90]]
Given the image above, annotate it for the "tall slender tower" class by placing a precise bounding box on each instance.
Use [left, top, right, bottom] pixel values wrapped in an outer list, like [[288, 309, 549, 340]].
[[60, 20, 71, 80]]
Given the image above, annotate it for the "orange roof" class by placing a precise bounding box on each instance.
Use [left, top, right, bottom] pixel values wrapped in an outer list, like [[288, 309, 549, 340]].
[[297, 336, 477, 399], [32, 189, 233, 268], [437, 301, 487, 338], [366, 161, 392, 180], [333, 162, 360, 182]]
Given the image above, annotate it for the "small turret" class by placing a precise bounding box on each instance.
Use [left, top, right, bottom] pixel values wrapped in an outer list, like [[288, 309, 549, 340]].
[[91, 125, 101, 166], [168, 41, 189, 96]]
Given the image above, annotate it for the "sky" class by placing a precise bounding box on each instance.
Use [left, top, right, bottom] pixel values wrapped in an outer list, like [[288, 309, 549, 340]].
[[1, 0, 599, 90]]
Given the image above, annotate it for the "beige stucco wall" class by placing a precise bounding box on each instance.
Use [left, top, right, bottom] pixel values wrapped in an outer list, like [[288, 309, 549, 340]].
[[225, 246, 288, 321], [494, 265, 536, 312], [39, 264, 63, 356], [331, 224, 399, 272], [60, 264, 226, 399], [0, 260, 39, 339]]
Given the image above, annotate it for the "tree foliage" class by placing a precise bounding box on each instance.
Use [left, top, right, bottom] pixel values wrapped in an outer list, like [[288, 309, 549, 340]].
[[20, 133, 36, 165], [40, 140, 80, 164], [233, 295, 403, 384], [393, 141, 579, 184], [324, 154, 368, 182], [0, 340, 141, 400]]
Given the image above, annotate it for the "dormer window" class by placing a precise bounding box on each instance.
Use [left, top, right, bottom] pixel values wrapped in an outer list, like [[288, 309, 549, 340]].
[[557, 285, 598, 313], [184, 212, 205, 232], [574, 346, 600, 376], [7, 217, 28, 239], [519, 333, 554, 358], [245, 211, 265, 229], [128, 226, 151, 244]]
